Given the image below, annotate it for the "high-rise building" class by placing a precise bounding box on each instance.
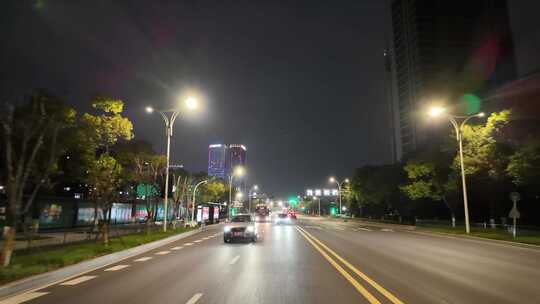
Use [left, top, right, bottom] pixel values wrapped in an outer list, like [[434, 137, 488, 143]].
[[228, 144, 247, 192], [387, 0, 516, 159], [208, 144, 228, 179]]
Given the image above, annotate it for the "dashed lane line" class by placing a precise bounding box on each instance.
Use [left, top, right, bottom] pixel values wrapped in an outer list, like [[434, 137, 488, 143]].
[[185, 293, 203, 304], [104, 265, 130, 272], [0, 291, 50, 304], [185, 242, 194, 246], [194, 240, 203, 243], [171, 246, 184, 250], [155, 251, 171, 255], [60, 275, 97, 286], [229, 255, 240, 265], [134, 257, 153, 262], [381, 229, 394, 232], [356, 227, 372, 232]]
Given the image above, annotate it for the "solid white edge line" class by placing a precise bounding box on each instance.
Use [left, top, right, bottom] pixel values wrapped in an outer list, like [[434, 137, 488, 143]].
[[59, 275, 97, 286], [185, 292, 203, 304], [0, 291, 50, 304]]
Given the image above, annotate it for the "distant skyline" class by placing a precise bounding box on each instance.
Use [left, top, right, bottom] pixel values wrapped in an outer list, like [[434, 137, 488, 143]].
[[1, 1, 540, 197]]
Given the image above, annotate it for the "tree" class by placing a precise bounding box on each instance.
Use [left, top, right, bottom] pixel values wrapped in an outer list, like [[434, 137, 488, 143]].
[[456, 110, 513, 219], [199, 181, 226, 203], [0, 92, 76, 266], [400, 160, 458, 223], [86, 154, 123, 245], [507, 138, 540, 191], [81, 97, 133, 244]]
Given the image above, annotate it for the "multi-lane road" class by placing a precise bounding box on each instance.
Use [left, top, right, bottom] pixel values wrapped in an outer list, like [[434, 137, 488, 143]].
[[3, 215, 540, 304]]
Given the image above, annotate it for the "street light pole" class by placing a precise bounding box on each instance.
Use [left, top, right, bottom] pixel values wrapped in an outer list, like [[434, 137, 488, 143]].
[[248, 185, 258, 214], [329, 177, 349, 215], [313, 196, 320, 216], [429, 108, 484, 234], [146, 99, 198, 232], [228, 166, 245, 218], [153, 110, 179, 232], [191, 180, 208, 226]]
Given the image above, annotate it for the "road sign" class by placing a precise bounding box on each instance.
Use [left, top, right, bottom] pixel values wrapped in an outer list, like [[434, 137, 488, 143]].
[[510, 192, 521, 203], [509, 206, 520, 219]]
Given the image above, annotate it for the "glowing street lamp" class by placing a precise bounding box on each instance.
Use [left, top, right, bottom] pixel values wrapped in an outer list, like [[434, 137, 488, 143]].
[[428, 106, 485, 234], [228, 166, 245, 218], [248, 185, 259, 213], [329, 177, 350, 215], [145, 97, 199, 232]]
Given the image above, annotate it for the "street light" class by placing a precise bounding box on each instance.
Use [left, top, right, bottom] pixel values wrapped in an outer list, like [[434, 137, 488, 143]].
[[248, 185, 259, 213], [146, 97, 199, 232], [329, 177, 350, 215], [228, 166, 245, 218], [191, 179, 208, 227], [428, 106, 485, 234], [313, 196, 321, 216]]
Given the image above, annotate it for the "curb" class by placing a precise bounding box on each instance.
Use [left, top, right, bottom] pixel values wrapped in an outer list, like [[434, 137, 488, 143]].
[[0, 226, 214, 300], [408, 229, 540, 250]]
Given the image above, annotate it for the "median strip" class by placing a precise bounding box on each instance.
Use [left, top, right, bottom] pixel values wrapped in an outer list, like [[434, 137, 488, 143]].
[[297, 226, 404, 304]]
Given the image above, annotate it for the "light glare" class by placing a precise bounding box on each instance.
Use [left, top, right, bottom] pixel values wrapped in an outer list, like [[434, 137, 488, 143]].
[[428, 107, 445, 117]]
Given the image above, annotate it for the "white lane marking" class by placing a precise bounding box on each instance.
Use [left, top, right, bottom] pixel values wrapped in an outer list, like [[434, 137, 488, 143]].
[[134, 257, 153, 262], [202, 237, 210, 240], [171, 246, 184, 250], [194, 240, 203, 243], [357, 227, 372, 232], [60, 275, 97, 286], [381, 228, 394, 232], [185, 293, 203, 304], [155, 251, 171, 255], [229, 255, 240, 265], [333, 227, 346, 231], [185, 242, 194, 246], [104, 264, 130, 271], [1, 291, 50, 304]]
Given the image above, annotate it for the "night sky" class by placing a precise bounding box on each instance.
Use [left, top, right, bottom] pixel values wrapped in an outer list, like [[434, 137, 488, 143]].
[[2, 1, 540, 198]]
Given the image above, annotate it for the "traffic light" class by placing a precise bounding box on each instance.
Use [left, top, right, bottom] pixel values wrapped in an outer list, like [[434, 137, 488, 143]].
[[330, 207, 337, 216], [231, 208, 237, 217]]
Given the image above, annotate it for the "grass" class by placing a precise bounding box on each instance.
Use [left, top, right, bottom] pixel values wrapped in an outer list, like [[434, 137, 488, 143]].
[[0, 226, 192, 285], [417, 225, 540, 246]]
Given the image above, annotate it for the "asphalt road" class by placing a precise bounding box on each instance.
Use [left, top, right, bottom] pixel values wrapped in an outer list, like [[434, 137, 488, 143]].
[[3, 216, 540, 304]]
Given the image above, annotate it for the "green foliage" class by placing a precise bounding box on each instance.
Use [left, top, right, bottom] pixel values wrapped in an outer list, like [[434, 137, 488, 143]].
[[86, 154, 123, 206], [199, 181, 226, 203], [506, 139, 540, 187], [458, 110, 511, 177], [81, 97, 133, 151]]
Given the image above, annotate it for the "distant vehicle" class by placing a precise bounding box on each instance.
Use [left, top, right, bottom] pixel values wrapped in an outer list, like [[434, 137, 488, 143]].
[[274, 213, 291, 225], [224, 214, 258, 243], [255, 204, 271, 222], [288, 211, 297, 220]]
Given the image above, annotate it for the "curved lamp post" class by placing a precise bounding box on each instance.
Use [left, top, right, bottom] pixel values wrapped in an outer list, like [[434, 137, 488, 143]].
[[146, 97, 198, 232], [329, 177, 349, 215], [429, 106, 485, 234]]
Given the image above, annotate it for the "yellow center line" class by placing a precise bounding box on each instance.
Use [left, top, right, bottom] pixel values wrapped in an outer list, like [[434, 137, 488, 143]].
[[297, 226, 405, 304], [295, 227, 382, 304]]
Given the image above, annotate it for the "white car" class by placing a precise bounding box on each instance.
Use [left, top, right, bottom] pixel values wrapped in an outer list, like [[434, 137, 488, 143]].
[[224, 214, 258, 243]]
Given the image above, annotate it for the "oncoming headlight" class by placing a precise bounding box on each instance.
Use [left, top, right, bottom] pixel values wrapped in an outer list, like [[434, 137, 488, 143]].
[[246, 225, 255, 232], [224, 226, 231, 232]]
